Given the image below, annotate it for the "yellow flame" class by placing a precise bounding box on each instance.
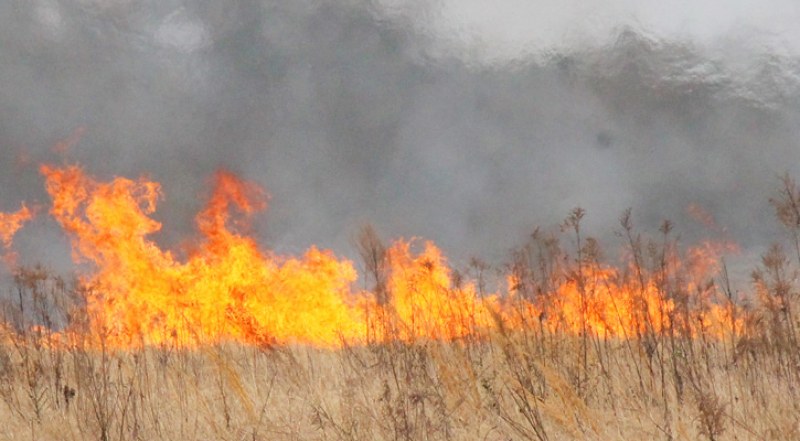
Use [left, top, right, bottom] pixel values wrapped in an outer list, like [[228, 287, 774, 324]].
[[0, 163, 742, 348]]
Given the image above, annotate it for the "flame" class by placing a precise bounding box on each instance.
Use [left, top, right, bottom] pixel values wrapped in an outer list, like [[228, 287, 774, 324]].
[[0, 163, 741, 348], [511, 263, 739, 338], [377, 240, 499, 341], [0, 203, 34, 266], [41, 164, 367, 348]]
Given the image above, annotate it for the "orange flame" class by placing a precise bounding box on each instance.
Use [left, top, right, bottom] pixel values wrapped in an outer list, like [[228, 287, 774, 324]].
[[41, 164, 369, 348], [0, 163, 742, 348], [509, 263, 738, 339], [377, 240, 499, 341], [0, 203, 34, 266]]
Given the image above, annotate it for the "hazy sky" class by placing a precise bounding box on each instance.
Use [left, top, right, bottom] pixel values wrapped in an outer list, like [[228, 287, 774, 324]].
[[2, 0, 799, 277], [405, 0, 800, 58]]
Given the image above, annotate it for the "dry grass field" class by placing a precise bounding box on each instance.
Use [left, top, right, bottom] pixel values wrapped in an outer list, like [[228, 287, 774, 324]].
[[0, 311, 799, 441]]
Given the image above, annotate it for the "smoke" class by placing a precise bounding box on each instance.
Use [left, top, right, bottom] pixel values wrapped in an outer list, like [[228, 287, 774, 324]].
[[1, 0, 799, 277]]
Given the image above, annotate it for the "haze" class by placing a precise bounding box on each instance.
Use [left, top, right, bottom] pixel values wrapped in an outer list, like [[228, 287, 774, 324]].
[[2, 0, 799, 276]]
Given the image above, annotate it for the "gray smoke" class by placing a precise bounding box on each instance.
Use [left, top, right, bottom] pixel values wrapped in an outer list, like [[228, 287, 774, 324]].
[[1, 0, 799, 279]]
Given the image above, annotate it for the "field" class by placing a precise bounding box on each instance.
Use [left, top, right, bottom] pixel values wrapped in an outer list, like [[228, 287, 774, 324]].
[[1, 171, 800, 440], [0, 299, 798, 441], [0, 249, 797, 441]]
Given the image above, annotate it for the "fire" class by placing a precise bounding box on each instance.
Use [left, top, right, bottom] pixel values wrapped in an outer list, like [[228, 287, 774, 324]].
[[0, 203, 34, 266], [40, 164, 366, 348], [378, 240, 499, 341], [0, 163, 739, 348], [513, 264, 738, 338]]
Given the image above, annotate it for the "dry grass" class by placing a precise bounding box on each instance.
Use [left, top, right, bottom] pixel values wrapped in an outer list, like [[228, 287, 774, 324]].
[[1, 179, 800, 440], [1, 328, 799, 441]]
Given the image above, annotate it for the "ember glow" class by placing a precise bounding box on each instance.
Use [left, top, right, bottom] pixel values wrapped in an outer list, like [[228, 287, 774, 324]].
[[0, 164, 738, 348]]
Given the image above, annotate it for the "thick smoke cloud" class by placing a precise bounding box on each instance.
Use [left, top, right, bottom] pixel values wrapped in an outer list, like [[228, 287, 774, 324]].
[[1, 0, 799, 277]]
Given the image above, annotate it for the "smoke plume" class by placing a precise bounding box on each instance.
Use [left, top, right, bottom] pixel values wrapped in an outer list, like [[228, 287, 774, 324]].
[[2, 0, 799, 276]]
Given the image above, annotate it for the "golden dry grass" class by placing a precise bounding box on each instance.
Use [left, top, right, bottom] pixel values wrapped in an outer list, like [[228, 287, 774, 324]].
[[0, 320, 798, 441]]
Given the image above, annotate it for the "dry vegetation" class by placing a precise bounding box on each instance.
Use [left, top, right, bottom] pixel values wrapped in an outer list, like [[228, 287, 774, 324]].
[[1, 176, 800, 441]]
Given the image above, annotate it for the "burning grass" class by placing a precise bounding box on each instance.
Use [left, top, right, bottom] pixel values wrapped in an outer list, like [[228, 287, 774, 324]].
[[0, 164, 799, 439]]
